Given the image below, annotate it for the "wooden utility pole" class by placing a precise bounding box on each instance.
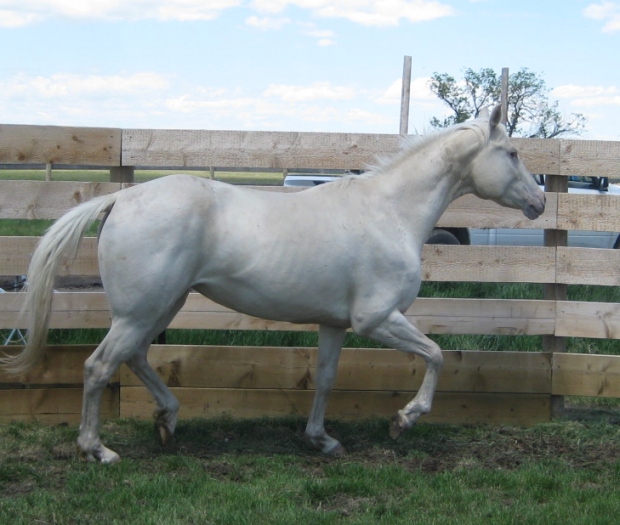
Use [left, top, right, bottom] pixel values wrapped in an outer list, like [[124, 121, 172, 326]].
[[500, 67, 509, 126], [400, 56, 412, 135]]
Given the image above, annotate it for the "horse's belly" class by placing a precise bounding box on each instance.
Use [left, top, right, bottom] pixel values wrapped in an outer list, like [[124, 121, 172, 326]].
[[192, 278, 352, 327]]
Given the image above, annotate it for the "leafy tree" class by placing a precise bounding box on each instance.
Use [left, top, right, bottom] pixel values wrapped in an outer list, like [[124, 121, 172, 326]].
[[429, 67, 586, 138]]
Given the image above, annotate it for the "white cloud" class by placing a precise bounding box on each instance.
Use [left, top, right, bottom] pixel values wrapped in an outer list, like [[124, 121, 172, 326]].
[[0, 0, 243, 26], [245, 15, 290, 30], [584, 1, 620, 32], [0, 9, 42, 27], [301, 26, 336, 45], [2, 72, 169, 99], [251, 0, 454, 26], [347, 107, 391, 125], [0, 72, 173, 127], [0, 0, 455, 27], [264, 81, 356, 102], [0, 0, 454, 27], [375, 77, 435, 105], [376, 79, 403, 105], [553, 84, 620, 107], [0, 71, 413, 132]]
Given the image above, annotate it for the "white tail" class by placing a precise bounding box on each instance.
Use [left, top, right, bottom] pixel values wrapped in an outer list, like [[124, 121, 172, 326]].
[[1, 192, 118, 375]]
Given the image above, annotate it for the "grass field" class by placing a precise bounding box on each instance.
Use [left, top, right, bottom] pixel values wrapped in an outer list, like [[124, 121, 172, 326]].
[[2, 413, 620, 524]]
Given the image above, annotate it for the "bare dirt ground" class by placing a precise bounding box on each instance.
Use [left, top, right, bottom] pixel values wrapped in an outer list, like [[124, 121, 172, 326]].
[[0, 275, 102, 292]]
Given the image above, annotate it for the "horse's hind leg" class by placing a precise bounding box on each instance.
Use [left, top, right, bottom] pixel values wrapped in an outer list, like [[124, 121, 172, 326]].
[[78, 292, 189, 463], [305, 325, 347, 455], [77, 320, 149, 464]]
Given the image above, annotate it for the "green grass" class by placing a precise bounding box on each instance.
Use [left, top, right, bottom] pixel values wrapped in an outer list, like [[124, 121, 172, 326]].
[[2, 416, 620, 524]]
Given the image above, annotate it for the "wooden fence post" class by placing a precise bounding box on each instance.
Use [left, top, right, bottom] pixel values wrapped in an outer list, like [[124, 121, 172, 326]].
[[544, 174, 568, 417], [110, 166, 134, 183]]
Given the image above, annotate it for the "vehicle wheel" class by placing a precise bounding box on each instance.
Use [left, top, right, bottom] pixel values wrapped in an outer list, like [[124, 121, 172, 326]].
[[426, 228, 461, 245]]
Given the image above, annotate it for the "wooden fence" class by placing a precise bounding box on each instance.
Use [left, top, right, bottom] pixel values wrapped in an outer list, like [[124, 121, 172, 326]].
[[0, 123, 620, 427]]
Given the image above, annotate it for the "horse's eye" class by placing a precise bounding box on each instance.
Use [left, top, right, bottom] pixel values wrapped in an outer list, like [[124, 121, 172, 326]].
[[508, 150, 518, 161]]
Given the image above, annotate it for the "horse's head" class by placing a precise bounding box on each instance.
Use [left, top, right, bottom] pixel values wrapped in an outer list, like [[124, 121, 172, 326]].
[[467, 105, 545, 220]]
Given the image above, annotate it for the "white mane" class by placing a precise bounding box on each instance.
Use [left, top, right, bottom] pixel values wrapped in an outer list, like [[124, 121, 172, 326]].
[[331, 118, 491, 191]]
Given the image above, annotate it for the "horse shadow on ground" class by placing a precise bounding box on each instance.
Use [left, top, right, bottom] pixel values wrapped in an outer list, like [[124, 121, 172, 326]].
[[101, 411, 620, 474]]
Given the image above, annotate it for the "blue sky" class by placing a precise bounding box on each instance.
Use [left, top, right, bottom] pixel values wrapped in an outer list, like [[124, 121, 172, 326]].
[[1, 1, 619, 139]]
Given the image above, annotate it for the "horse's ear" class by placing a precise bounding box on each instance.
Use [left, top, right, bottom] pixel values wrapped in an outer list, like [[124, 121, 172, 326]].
[[489, 104, 502, 130]]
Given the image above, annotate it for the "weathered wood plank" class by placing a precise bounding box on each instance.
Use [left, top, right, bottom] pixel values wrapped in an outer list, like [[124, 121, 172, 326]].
[[553, 353, 620, 397], [556, 301, 620, 339], [437, 192, 557, 230], [557, 193, 620, 232], [0, 344, 551, 395], [0, 292, 556, 337], [1, 125, 616, 177], [123, 130, 561, 174], [556, 247, 620, 286], [406, 298, 555, 336], [511, 138, 561, 175], [0, 124, 121, 166], [120, 387, 550, 425], [122, 130, 401, 170], [560, 139, 620, 178], [119, 347, 551, 394], [421, 245, 556, 283], [0, 345, 110, 386], [0, 236, 99, 275], [0, 387, 118, 423], [0, 181, 122, 219]]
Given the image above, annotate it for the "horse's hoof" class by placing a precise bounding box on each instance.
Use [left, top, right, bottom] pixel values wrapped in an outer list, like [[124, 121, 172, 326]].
[[155, 421, 173, 446], [325, 442, 347, 457], [153, 409, 175, 446], [389, 415, 408, 440], [77, 445, 121, 464]]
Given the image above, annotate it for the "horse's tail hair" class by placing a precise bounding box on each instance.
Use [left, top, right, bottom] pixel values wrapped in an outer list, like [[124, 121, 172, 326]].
[[0, 192, 119, 376]]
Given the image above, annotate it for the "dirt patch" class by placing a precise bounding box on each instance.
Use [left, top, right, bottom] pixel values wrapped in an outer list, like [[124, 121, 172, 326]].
[[0, 275, 102, 292]]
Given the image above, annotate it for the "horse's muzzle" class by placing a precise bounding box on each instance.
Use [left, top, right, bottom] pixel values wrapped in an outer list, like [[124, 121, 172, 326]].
[[523, 192, 546, 220]]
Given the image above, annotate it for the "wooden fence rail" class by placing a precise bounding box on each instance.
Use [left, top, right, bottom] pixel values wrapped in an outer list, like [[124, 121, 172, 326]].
[[0, 124, 619, 426]]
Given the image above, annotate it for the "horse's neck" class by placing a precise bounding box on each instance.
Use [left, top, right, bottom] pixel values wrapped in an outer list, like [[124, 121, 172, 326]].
[[381, 141, 472, 244]]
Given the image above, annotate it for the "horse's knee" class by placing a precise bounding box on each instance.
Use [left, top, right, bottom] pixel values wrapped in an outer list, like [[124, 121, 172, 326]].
[[83, 356, 113, 388], [426, 341, 444, 370]]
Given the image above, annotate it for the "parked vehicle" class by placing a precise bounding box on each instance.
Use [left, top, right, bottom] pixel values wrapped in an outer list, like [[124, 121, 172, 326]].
[[284, 174, 620, 248]]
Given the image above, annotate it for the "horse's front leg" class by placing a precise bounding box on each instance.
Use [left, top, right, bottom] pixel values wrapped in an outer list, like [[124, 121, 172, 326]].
[[354, 309, 443, 439], [305, 324, 347, 455]]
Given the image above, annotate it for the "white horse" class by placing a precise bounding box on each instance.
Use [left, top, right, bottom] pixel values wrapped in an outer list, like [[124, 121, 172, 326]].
[[2, 106, 544, 463]]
